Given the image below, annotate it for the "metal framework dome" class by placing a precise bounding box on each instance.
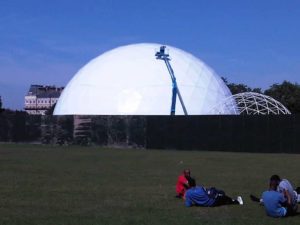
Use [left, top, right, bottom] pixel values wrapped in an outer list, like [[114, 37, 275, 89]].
[[210, 92, 291, 115]]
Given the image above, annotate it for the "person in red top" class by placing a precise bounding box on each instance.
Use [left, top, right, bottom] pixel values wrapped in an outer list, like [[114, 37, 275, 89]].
[[176, 169, 192, 198]]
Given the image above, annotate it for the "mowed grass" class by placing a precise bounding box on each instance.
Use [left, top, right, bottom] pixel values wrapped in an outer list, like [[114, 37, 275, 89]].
[[0, 144, 299, 225]]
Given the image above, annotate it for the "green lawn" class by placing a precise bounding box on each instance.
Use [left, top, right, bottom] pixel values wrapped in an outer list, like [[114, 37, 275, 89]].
[[0, 143, 299, 225]]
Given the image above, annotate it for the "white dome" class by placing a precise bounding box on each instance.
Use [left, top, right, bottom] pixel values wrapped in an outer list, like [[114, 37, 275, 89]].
[[54, 43, 235, 115]]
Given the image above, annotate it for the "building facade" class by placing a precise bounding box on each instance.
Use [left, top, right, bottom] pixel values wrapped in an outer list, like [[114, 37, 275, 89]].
[[25, 85, 64, 115]]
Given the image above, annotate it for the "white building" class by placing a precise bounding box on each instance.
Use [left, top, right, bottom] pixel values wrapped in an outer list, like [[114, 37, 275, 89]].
[[54, 43, 236, 115], [25, 85, 64, 115]]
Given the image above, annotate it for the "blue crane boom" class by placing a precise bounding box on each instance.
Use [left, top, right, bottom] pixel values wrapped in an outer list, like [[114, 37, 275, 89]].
[[155, 46, 188, 115]]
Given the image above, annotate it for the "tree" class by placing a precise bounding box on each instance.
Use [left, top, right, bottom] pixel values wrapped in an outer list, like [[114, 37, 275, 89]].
[[221, 77, 261, 95], [0, 96, 2, 113], [0, 109, 13, 141], [251, 88, 262, 94], [264, 81, 300, 113], [56, 116, 73, 145], [12, 111, 27, 142], [227, 83, 252, 95], [25, 114, 42, 142], [91, 116, 108, 145]]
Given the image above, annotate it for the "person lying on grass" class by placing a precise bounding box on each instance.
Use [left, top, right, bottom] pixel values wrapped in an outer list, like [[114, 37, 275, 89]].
[[176, 169, 194, 198], [184, 178, 243, 207], [250, 174, 299, 216]]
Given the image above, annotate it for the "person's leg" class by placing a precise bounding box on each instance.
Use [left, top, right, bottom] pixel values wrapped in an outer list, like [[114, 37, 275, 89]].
[[250, 194, 264, 205], [206, 187, 223, 199], [208, 187, 243, 206], [250, 194, 260, 202], [214, 195, 240, 206], [286, 204, 297, 216]]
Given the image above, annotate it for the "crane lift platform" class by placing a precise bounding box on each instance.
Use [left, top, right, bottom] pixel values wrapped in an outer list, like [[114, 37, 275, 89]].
[[155, 46, 188, 115]]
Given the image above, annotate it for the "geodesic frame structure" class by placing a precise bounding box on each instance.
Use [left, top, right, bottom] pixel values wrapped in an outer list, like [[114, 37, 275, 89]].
[[209, 92, 291, 115]]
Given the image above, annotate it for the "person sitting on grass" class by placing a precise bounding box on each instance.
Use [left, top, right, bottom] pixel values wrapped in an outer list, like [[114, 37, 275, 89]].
[[271, 175, 298, 215], [184, 178, 243, 207], [250, 174, 299, 215], [176, 169, 193, 198], [296, 187, 300, 203], [261, 177, 291, 218]]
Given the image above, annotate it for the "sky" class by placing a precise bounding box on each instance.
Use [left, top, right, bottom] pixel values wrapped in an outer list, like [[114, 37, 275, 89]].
[[0, 0, 300, 110]]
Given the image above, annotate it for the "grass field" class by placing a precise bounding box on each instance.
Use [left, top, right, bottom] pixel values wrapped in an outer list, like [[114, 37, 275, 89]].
[[0, 143, 299, 225]]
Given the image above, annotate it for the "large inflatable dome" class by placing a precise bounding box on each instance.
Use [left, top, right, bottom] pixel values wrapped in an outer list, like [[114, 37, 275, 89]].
[[54, 43, 235, 115]]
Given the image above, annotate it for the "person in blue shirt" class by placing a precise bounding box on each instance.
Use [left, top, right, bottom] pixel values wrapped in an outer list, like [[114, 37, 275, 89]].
[[185, 178, 243, 207], [262, 178, 289, 217], [251, 174, 298, 217]]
